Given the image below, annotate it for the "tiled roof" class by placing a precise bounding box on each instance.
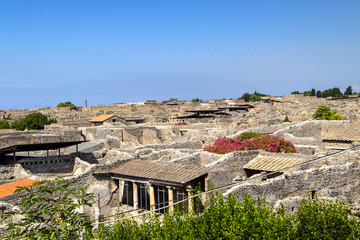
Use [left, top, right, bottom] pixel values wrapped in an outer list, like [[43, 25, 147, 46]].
[[324, 120, 360, 142], [110, 160, 209, 184], [0, 178, 39, 198], [89, 114, 115, 122], [244, 155, 304, 172]]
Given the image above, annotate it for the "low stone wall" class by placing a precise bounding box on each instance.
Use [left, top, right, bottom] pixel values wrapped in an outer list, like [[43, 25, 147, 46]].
[[226, 161, 360, 212]]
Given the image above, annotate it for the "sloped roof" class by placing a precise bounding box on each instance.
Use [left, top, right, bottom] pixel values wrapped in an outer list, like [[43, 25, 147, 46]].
[[109, 160, 209, 185], [0, 178, 39, 198], [244, 155, 304, 172], [324, 120, 360, 142], [89, 114, 115, 122]]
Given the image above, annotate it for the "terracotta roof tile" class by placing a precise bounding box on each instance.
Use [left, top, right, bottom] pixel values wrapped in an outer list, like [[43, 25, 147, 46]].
[[0, 178, 39, 198], [89, 114, 115, 122], [244, 155, 304, 172], [110, 160, 209, 184], [324, 120, 360, 142]]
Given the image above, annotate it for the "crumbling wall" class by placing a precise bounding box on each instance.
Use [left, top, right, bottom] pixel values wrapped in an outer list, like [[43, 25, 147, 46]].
[[226, 161, 360, 212]]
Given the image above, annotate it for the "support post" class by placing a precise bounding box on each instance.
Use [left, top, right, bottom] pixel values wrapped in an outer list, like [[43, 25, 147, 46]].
[[133, 182, 138, 210], [202, 177, 209, 206], [76, 144, 79, 153], [118, 180, 125, 206], [186, 186, 193, 213], [13, 151, 16, 163], [94, 193, 101, 232], [167, 186, 174, 211], [149, 183, 155, 211]]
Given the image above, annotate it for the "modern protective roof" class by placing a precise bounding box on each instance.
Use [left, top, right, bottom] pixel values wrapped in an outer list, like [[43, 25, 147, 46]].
[[324, 120, 360, 142], [108, 159, 209, 185], [244, 155, 304, 172], [89, 114, 115, 122], [176, 113, 197, 118], [0, 178, 39, 198], [0, 140, 86, 155]]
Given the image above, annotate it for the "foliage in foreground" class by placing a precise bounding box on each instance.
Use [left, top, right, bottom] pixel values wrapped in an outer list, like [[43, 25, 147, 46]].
[[96, 193, 360, 240], [203, 134, 296, 154], [1, 177, 94, 240], [312, 106, 344, 120], [2, 177, 359, 240]]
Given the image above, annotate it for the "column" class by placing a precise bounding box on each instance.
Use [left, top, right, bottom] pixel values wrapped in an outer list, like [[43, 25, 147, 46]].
[[118, 180, 125, 206], [133, 182, 138, 210], [149, 183, 155, 211], [202, 177, 209, 206], [167, 186, 174, 211], [186, 186, 193, 213]]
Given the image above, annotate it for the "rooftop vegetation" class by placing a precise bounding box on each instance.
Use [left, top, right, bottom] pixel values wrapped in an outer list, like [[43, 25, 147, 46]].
[[203, 133, 296, 154]]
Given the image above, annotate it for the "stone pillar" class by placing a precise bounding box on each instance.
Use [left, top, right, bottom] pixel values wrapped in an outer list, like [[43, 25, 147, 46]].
[[118, 180, 125, 206], [202, 177, 208, 206], [149, 183, 155, 211], [186, 186, 193, 213], [133, 182, 138, 210], [167, 186, 174, 211]]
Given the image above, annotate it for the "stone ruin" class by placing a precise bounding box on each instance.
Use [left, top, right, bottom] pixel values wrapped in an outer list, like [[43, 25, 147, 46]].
[[0, 95, 360, 222]]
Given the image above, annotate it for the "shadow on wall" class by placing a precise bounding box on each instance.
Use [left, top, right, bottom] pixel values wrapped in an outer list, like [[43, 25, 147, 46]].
[[17, 152, 99, 174]]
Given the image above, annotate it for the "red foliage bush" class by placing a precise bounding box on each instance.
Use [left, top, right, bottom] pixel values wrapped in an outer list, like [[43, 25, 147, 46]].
[[203, 135, 296, 154]]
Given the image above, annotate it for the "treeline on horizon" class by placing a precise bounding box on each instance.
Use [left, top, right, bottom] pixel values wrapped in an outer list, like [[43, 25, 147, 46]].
[[292, 85, 357, 98]]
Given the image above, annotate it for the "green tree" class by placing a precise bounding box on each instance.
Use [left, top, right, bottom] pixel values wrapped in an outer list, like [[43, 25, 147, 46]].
[[169, 98, 178, 101], [191, 98, 204, 102], [316, 90, 322, 98], [1, 177, 94, 240], [295, 194, 360, 239], [304, 91, 312, 96], [57, 101, 75, 107], [0, 120, 10, 129], [240, 93, 251, 102], [312, 106, 344, 120], [10, 113, 56, 130], [292, 91, 301, 94], [310, 88, 316, 96], [249, 95, 261, 102], [344, 86, 353, 96]]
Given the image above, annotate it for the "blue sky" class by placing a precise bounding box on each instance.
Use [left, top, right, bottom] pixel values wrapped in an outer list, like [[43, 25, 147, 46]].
[[1, 0, 359, 109]]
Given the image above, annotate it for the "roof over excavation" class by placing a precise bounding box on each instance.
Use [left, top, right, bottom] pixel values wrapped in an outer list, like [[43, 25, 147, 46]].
[[0, 141, 86, 155], [110, 159, 209, 185]]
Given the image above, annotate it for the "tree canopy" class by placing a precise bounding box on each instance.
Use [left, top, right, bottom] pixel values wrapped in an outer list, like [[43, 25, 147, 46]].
[[191, 98, 204, 102], [10, 113, 57, 130], [57, 101, 75, 107], [312, 106, 344, 120]]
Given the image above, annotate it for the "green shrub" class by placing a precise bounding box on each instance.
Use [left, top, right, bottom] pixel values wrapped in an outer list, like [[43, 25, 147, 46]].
[[10, 113, 55, 130], [284, 116, 292, 122], [95, 193, 360, 239], [312, 106, 344, 120], [1, 177, 94, 240], [237, 131, 261, 139], [0, 120, 10, 129]]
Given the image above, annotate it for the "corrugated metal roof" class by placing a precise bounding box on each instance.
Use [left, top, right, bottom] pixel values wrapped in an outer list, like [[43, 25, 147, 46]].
[[0, 178, 39, 198], [110, 159, 209, 184], [324, 120, 360, 142], [244, 155, 304, 172], [89, 114, 115, 122]]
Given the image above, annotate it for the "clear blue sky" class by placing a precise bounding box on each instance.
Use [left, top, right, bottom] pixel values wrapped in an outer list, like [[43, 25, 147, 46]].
[[1, 0, 359, 109]]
